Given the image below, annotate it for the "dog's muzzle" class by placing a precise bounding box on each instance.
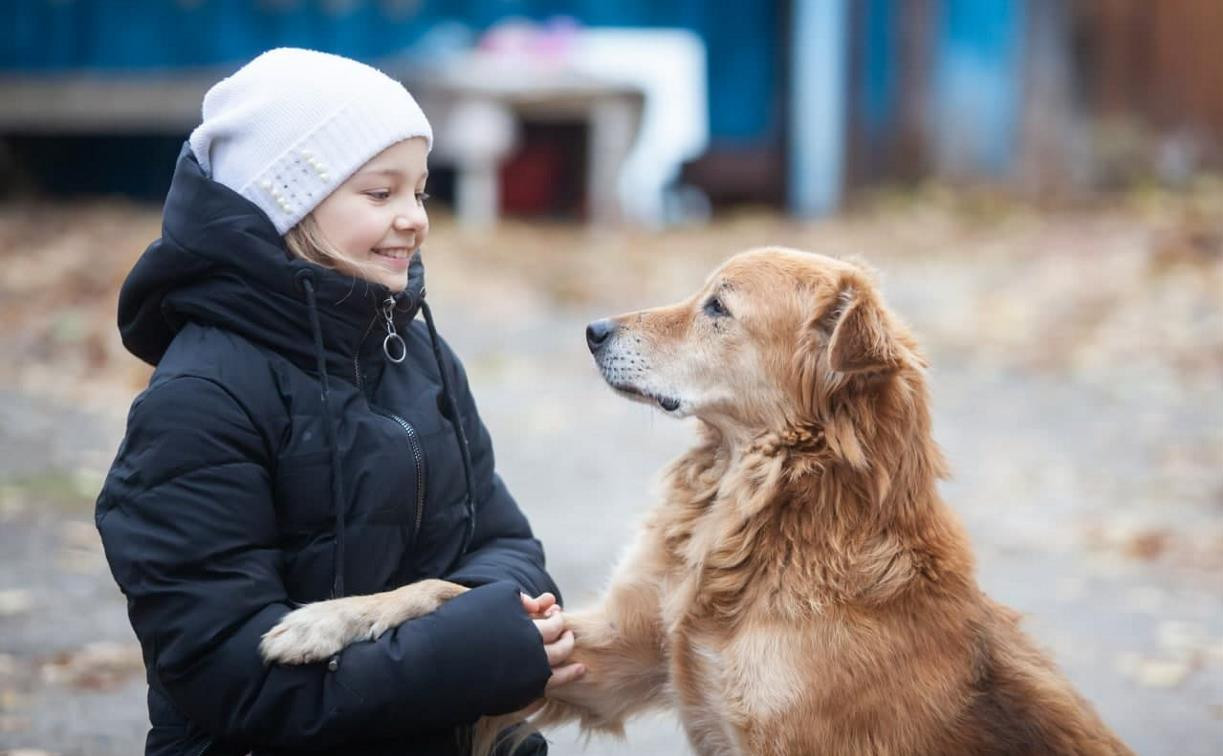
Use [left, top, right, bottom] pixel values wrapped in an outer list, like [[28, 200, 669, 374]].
[[585, 319, 683, 413]]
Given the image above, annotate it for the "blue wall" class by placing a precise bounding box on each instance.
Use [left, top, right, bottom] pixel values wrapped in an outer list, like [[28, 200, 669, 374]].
[[852, 0, 1026, 178], [932, 0, 1024, 175], [4, 0, 779, 144]]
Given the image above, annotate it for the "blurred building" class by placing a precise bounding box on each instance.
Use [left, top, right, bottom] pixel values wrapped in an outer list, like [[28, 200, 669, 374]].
[[1, 0, 1221, 221], [841, 0, 1223, 199]]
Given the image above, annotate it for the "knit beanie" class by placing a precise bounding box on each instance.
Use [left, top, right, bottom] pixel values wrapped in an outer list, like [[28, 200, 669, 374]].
[[189, 47, 433, 234]]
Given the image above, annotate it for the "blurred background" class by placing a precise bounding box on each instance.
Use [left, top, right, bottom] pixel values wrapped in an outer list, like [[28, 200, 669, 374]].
[[0, 1, 1220, 754]]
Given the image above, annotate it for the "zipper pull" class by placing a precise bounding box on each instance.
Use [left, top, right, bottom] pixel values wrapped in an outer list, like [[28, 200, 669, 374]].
[[381, 296, 407, 363]]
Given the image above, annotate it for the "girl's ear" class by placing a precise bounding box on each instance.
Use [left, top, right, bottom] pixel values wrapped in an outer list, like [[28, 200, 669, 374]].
[[826, 282, 902, 374]]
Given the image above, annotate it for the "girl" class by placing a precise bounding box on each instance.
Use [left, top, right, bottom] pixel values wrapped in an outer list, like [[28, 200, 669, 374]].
[[95, 48, 581, 756]]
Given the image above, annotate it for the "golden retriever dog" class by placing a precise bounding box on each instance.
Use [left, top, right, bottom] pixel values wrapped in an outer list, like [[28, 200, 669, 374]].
[[528, 247, 1132, 755], [262, 247, 1131, 755]]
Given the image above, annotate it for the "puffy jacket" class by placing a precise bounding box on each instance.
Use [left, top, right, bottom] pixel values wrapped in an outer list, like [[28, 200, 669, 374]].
[[96, 144, 557, 755]]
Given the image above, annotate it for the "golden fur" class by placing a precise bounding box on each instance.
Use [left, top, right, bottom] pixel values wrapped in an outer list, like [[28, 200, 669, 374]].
[[533, 247, 1131, 755], [262, 247, 1131, 755]]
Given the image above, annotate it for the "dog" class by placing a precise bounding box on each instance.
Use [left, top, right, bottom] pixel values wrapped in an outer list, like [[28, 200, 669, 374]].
[[262, 247, 1131, 755], [529, 247, 1132, 754]]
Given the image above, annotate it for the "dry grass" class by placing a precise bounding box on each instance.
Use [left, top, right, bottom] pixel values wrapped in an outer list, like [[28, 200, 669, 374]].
[[0, 181, 1219, 407]]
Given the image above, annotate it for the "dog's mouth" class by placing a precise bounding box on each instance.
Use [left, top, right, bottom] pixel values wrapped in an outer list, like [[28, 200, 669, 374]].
[[610, 382, 682, 413]]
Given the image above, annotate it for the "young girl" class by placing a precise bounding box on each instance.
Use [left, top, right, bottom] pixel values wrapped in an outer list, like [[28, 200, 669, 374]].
[[95, 48, 581, 756]]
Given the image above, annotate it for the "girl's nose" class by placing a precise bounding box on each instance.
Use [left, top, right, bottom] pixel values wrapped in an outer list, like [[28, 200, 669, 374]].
[[393, 214, 419, 231]]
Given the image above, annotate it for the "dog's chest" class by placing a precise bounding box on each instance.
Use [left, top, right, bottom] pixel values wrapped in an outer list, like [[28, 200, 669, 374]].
[[671, 626, 808, 755], [674, 636, 747, 756]]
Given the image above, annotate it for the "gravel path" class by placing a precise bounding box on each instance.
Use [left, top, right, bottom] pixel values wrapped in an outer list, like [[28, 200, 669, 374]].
[[1, 213, 1220, 754]]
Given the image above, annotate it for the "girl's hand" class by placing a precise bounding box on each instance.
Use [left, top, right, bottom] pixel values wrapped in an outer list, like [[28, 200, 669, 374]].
[[523, 593, 586, 690], [520, 591, 557, 618]]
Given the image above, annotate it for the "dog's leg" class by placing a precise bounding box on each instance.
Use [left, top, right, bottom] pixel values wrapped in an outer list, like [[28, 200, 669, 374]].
[[260, 578, 469, 665], [533, 527, 672, 735], [532, 600, 669, 735]]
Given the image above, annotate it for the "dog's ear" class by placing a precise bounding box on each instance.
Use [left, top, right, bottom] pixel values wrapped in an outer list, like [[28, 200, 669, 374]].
[[824, 282, 902, 374]]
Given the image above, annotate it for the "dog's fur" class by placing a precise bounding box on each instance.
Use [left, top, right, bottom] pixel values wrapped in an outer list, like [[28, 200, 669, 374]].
[[533, 247, 1130, 755], [263, 248, 1131, 755]]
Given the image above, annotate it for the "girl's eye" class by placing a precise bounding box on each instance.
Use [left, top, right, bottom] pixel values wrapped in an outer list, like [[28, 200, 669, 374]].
[[366, 190, 391, 201], [416, 192, 431, 204], [703, 296, 730, 318]]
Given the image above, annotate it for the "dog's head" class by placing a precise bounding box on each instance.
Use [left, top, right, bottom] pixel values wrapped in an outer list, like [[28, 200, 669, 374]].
[[586, 247, 918, 432]]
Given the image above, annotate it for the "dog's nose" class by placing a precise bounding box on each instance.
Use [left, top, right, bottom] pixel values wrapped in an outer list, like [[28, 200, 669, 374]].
[[586, 319, 617, 353]]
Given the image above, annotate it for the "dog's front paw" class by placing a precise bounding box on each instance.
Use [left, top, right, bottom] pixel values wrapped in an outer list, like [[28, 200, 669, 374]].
[[364, 579, 469, 638], [260, 602, 361, 665], [259, 581, 470, 666]]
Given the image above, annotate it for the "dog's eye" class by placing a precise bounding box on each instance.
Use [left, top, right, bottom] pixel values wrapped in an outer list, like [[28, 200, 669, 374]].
[[703, 296, 730, 318]]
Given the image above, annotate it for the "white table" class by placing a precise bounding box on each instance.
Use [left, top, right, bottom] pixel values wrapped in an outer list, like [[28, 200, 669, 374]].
[[399, 55, 644, 227]]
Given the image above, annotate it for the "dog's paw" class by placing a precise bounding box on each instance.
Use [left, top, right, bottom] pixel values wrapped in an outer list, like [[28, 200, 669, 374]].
[[259, 581, 470, 666], [260, 602, 362, 665], [364, 580, 468, 638], [366, 611, 399, 643]]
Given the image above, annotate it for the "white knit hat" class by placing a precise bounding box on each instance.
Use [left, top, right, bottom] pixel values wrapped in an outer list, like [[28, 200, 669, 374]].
[[189, 48, 433, 234]]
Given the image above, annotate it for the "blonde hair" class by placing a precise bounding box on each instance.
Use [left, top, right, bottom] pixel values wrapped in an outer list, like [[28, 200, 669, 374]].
[[283, 213, 387, 282]]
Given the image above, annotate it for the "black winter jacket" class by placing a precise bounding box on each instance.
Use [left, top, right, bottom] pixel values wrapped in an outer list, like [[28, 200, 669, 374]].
[[96, 145, 557, 755]]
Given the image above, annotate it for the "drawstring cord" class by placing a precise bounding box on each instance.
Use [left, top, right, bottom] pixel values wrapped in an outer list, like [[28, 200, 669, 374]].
[[297, 271, 348, 599], [294, 258, 476, 603], [420, 300, 478, 559]]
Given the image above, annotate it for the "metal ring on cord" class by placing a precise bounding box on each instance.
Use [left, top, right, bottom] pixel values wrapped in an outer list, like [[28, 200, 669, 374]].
[[383, 332, 407, 363]]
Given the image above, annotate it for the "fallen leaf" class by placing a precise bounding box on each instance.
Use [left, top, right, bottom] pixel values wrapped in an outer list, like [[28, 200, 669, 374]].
[[39, 641, 143, 691], [0, 590, 32, 617]]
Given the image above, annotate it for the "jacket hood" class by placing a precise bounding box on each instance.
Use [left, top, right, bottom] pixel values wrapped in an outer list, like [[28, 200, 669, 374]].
[[119, 142, 425, 372]]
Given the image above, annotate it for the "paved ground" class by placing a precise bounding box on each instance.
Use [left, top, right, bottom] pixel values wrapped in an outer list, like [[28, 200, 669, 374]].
[[1, 199, 1220, 754]]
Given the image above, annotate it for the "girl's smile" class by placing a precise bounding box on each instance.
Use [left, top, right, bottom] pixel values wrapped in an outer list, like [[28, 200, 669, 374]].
[[371, 246, 414, 271], [309, 136, 430, 291]]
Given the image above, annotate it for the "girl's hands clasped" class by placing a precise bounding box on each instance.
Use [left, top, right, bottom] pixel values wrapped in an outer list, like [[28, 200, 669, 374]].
[[521, 592, 586, 691]]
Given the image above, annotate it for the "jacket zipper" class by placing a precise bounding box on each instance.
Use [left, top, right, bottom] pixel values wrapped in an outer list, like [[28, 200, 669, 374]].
[[383, 410, 427, 540], [355, 310, 428, 541]]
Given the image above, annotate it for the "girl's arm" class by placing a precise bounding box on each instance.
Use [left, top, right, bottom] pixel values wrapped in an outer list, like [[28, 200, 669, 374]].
[[97, 375, 551, 749]]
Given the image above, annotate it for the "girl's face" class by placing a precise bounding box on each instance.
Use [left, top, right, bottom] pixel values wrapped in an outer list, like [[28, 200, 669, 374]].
[[310, 137, 430, 292]]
